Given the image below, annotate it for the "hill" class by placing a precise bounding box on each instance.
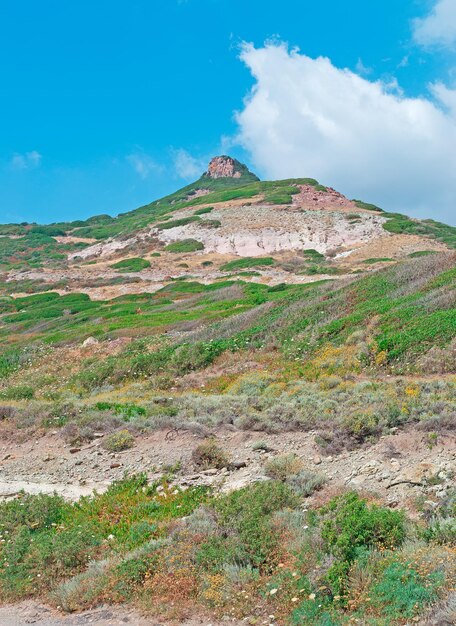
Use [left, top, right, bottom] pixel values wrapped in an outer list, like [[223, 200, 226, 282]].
[[0, 157, 455, 625]]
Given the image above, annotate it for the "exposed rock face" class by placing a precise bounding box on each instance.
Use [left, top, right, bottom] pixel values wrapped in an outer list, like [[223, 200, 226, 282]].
[[204, 155, 247, 179]]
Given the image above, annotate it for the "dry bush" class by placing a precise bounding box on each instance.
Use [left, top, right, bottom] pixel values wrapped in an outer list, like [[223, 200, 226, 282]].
[[191, 438, 229, 469], [287, 469, 326, 497], [417, 338, 456, 374], [391, 252, 455, 297], [264, 454, 304, 481], [102, 429, 135, 452]]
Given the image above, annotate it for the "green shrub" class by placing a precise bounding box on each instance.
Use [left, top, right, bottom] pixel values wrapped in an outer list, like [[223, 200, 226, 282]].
[[111, 258, 151, 272], [353, 199, 384, 212], [194, 207, 214, 215], [213, 481, 297, 568], [220, 257, 275, 271], [0, 385, 35, 400], [361, 257, 395, 264], [321, 492, 406, 564], [156, 216, 200, 230], [165, 239, 204, 253], [370, 561, 443, 618], [408, 250, 437, 258]]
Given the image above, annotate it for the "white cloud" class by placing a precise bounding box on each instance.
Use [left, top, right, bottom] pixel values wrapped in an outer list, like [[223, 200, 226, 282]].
[[172, 148, 205, 179], [413, 0, 456, 48], [126, 151, 161, 179], [235, 43, 456, 223], [11, 150, 42, 170]]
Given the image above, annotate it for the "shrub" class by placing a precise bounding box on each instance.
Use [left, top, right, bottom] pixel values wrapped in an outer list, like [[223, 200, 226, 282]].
[[102, 429, 135, 452], [111, 257, 151, 272], [370, 561, 443, 619], [220, 257, 274, 271], [192, 439, 229, 469], [165, 239, 204, 253], [194, 206, 214, 215], [156, 216, 201, 230], [321, 492, 406, 564], [201, 219, 221, 228], [287, 469, 326, 497], [264, 454, 304, 481], [0, 385, 35, 400], [213, 481, 297, 568]]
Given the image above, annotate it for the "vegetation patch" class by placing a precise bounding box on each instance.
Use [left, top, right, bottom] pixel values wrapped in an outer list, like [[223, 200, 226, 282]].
[[111, 257, 151, 272], [165, 239, 204, 253], [220, 257, 275, 271]]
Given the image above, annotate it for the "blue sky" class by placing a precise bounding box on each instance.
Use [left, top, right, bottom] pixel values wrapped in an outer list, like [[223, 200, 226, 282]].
[[1, 0, 455, 224]]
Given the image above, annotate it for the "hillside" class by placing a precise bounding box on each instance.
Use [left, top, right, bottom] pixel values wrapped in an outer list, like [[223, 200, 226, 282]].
[[0, 157, 455, 625]]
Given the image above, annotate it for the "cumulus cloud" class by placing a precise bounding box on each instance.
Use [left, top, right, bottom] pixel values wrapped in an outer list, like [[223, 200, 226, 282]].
[[413, 0, 456, 48], [235, 43, 456, 223], [11, 150, 42, 170], [126, 150, 161, 179], [172, 148, 206, 179]]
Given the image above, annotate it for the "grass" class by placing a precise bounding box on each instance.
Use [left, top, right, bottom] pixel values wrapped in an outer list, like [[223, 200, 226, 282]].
[[111, 257, 151, 272]]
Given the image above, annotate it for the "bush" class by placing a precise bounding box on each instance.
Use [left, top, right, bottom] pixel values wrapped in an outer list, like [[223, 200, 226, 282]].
[[192, 439, 229, 469], [102, 429, 135, 452], [165, 239, 204, 253], [370, 561, 442, 619], [111, 258, 151, 272], [220, 257, 274, 271], [264, 454, 304, 481], [194, 206, 213, 215], [213, 481, 297, 568], [287, 469, 326, 497], [0, 385, 35, 400], [321, 492, 406, 564]]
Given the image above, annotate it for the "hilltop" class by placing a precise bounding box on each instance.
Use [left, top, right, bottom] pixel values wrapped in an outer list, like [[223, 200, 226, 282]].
[[0, 157, 455, 625], [1, 156, 455, 302]]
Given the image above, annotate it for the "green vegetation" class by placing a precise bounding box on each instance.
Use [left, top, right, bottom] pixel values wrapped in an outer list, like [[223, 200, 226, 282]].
[[220, 256, 275, 271], [408, 250, 437, 258], [302, 248, 325, 261], [353, 199, 384, 212], [165, 239, 204, 253], [111, 257, 151, 272], [362, 257, 395, 264], [382, 213, 456, 247], [0, 477, 452, 624], [194, 206, 214, 215], [156, 215, 201, 230]]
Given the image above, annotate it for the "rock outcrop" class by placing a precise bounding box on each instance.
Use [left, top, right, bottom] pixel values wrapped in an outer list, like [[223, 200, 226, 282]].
[[203, 155, 258, 180]]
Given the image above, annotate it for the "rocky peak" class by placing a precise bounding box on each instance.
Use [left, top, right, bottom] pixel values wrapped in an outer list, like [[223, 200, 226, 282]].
[[203, 155, 258, 180]]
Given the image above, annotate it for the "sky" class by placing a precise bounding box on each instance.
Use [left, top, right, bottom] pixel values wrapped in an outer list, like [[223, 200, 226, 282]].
[[1, 0, 456, 225]]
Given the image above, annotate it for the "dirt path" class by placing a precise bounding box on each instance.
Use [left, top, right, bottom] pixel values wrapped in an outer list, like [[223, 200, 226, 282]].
[[0, 601, 231, 626]]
